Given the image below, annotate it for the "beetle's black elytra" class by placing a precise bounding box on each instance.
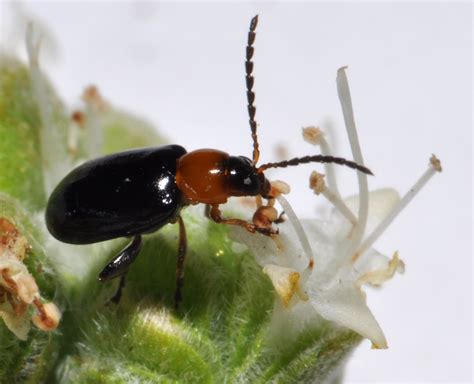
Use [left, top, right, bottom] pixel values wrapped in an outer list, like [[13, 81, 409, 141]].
[[46, 145, 186, 244]]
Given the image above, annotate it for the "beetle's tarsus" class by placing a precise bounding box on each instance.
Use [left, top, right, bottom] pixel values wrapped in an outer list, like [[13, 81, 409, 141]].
[[274, 211, 286, 224]]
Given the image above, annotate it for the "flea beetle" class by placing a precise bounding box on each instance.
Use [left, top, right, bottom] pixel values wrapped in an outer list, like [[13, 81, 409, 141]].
[[46, 16, 372, 306]]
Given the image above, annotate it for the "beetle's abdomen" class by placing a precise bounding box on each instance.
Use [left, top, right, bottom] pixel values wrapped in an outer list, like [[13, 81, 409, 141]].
[[46, 145, 186, 244]]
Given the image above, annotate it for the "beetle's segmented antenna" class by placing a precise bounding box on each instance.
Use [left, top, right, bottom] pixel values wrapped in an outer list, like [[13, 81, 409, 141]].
[[258, 155, 374, 175], [246, 15, 260, 165]]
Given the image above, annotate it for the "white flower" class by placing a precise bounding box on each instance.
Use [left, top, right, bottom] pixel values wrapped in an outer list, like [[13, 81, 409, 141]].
[[230, 67, 441, 349]]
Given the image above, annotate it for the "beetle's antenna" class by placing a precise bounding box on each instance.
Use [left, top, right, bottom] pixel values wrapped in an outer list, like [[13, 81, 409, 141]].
[[246, 15, 260, 165], [258, 155, 374, 175]]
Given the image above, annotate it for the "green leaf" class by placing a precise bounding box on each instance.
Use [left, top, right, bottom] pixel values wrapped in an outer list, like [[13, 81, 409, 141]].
[[0, 56, 46, 210]]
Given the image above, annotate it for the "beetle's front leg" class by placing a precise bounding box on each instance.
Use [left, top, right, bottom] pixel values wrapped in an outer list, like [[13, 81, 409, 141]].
[[251, 196, 286, 228], [206, 204, 278, 236]]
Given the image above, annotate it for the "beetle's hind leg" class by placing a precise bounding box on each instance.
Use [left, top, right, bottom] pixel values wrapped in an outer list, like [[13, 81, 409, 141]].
[[110, 274, 127, 304], [99, 235, 142, 303], [174, 216, 187, 310]]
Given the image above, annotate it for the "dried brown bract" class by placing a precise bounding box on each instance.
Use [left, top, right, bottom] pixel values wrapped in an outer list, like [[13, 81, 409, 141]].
[[0, 218, 61, 339]]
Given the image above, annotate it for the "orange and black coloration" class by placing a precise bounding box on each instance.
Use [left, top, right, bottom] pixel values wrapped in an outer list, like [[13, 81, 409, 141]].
[[45, 16, 372, 307]]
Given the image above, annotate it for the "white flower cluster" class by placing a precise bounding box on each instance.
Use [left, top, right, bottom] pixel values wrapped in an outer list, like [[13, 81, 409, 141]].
[[231, 67, 441, 348]]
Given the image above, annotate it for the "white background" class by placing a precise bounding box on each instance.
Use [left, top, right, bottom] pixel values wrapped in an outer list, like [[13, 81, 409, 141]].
[[0, 2, 472, 383]]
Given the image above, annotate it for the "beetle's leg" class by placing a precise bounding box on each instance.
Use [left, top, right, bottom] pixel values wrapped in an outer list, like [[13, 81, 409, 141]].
[[208, 204, 278, 236], [99, 235, 142, 281], [99, 235, 142, 302], [174, 216, 187, 309], [274, 211, 286, 224], [204, 204, 211, 218], [109, 273, 127, 304]]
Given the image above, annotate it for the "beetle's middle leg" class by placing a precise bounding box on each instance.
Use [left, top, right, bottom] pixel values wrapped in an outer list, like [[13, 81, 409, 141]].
[[99, 235, 142, 303], [174, 216, 187, 309]]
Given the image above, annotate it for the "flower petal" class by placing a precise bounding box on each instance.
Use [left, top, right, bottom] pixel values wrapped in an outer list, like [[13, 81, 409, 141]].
[[307, 275, 388, 349], [0, 309, 31, 340], [230, 225, 309, 272], [342, 188, 400, 237], [357, 251, 405, 287], [263, 264, 308, 307]]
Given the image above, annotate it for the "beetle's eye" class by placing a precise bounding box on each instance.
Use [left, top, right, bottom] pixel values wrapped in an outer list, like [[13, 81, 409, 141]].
[[238, 156, 253, 166], [226, 156, 260, 196]]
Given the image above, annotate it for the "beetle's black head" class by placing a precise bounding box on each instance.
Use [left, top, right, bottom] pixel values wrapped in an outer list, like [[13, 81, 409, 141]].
[[226, 156, 271, 198]]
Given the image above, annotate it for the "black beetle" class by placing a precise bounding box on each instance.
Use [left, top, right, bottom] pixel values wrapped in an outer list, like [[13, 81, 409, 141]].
[[45, 15, 372, 306]]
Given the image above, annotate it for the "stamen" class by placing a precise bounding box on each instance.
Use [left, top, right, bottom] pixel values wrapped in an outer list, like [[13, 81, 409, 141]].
[[32, 298, 61, 331], [81, 85, 104, 159], [26, 23, 71, 195], [271, 180, 291, 195], [303, 126, 340, 195], [276, 195, 314, 282], [302, 126, 323, 145], [67, 111, 82, 157], [353, 155, 442, 261], [309, 171, 358, 226], [336, 67, 369, 252]]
